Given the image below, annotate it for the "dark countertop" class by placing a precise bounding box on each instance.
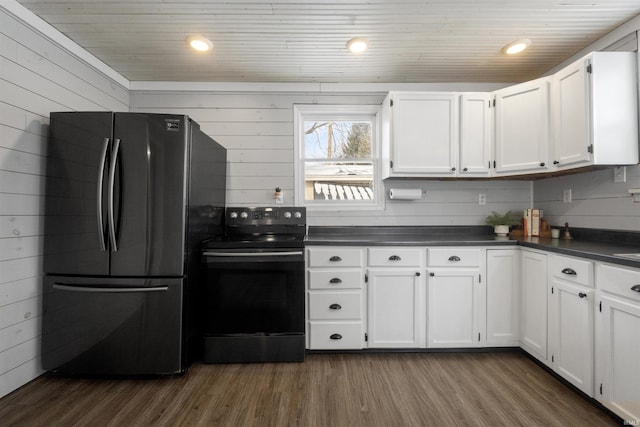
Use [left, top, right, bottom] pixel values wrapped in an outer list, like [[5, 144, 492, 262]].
[[306, 225, 640, 269]]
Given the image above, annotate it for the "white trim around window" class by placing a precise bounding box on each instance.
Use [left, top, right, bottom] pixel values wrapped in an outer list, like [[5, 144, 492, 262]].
[[293, 104, 384, 211]]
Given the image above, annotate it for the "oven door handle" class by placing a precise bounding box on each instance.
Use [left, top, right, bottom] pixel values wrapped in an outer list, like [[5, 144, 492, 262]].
[[202, 251, 303, 257]]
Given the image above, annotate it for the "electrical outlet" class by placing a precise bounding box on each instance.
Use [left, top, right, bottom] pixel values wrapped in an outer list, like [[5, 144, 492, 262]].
[[614, 166, 627, 183], [479, 194, 486, 205], [563, 189, 572, 203]]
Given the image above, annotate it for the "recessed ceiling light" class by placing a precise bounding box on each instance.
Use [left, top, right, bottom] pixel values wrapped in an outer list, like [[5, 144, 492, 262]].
[[503, 39, 531, 55], [346, 37, 368, 53], [187, 36, 213, 52]]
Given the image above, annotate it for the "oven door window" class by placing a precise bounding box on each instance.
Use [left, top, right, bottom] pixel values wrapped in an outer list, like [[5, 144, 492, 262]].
[[203, 257, 304, 335]]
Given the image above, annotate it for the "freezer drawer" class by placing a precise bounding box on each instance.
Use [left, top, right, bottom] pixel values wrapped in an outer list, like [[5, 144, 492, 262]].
[[42, 276, 184, 375]]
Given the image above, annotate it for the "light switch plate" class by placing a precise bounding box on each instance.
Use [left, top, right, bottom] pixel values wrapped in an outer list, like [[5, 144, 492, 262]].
[[478, 194, 486, 205], [563, 189, 572, 203], [613, 166, 626, 183]]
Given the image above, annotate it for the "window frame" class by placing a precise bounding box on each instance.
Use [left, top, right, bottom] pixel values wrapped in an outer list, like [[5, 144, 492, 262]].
[[293, 104, 384, 211]]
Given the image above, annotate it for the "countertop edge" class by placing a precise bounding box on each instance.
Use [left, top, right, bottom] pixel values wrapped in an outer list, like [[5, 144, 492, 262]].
[[305, 235, 640, 269]]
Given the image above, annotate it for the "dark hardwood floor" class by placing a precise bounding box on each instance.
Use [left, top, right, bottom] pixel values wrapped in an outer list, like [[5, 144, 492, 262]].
[[0, 351, 619, 426]]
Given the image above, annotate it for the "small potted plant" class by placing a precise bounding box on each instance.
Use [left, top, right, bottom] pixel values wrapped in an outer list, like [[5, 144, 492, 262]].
[[485, 210, 520, 236]]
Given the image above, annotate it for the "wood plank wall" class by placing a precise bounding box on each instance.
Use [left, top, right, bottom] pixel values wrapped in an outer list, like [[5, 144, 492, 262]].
[[130, 91, 531, 226], [0, 9, 129, 398]]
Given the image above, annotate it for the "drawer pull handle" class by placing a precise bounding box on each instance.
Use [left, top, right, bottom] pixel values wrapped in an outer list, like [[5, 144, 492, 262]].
[[330, 333, 342, 340], [329, 256, 342, 262], [389, 255, 401, 261], [329, 303, 342, 310], [448, 255, 461, 262], [329, 278, 342, 284], [561, 268, 577, 276], [578, 292, 587, 299], [631, 284, 640, 293]]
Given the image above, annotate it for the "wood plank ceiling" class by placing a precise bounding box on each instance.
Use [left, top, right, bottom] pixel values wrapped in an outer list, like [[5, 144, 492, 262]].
[[14, 0, 640, 83]]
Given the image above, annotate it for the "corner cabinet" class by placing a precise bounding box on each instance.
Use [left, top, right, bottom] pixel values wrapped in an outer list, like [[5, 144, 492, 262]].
[[493, 77, 551, 176], [551, 52, 638, 169], [520, 249, 549, 364], [367, 247, 426, 348], [486, 249, 521, 346], [459, 93, 492, 177], [381, 92, 459, 178]]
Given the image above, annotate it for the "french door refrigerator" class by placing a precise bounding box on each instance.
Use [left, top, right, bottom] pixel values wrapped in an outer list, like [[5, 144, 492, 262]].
[[42, 112, 226, 375]]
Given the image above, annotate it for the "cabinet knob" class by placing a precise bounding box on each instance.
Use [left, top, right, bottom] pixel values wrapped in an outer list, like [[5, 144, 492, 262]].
[[463, 167, 468, 172], [329, 256, 342, 262], [329, 303, 342, 310], [329, 278, 342, 284], [448, 255, 461, 262], [631, 284, 640, 293], [561, 267, 577, 276], [415, 272, 421, 276], [451, 167, 456, 172], [540, 162, 546, 167], [388, 255, 401, 261], [330, 333, 342, 340], [553, 160, 560, 165], [429, 272, 435, 277], [578, 292, 587, 299]]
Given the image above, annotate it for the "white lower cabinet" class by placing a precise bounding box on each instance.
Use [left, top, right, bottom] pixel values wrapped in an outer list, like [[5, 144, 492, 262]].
[[520, 249, 549, 364], [426, 248, 485, 348], [549, 255, 595, 397], [486, 249, 520, 346], [596, 263, 640, 422], [367, 247, 426, 348], [306, 247, 366, 349]]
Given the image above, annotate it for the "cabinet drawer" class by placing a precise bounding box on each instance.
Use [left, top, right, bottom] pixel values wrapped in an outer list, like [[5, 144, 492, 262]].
[[368, 248, 423, 267], [308, 322, 363, 349], [428, 248, 481, 267], [551, 255, 593, 287], [308, 270, 362, 290], [308, 292, 362, 320], [307, 248, 363, 268], [597, 263, 640, 303]]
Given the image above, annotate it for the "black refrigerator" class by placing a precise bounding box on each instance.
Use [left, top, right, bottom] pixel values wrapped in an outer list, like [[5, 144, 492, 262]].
[[42, 112, 226, 375]]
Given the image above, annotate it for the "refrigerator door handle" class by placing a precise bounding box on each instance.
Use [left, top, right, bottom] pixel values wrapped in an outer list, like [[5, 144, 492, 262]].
[[53, 283, 169, 293], [96, 137, 110, 251], [108, 138, 121, 252]]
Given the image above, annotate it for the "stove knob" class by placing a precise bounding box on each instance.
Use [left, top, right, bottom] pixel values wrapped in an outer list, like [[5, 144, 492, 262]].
[[240, 211, 248, 219], [229, 211, 238, 219], [283, 211, 292, 219], [294, 211, 302, 219]]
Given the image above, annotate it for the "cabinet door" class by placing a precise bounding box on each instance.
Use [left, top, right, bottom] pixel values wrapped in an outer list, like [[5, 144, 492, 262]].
[[459, 93, 492, 176], [494, 78, 550, 175], [367, 268, 425, 348], [550, 279, 594, 396], [552, 56, 591, 168], [486, 249, 520, 346], [598, 294, 640, 421], [388, 92, 458, 176], [427, 269, 483, 348], [520, 250, 549, 363]]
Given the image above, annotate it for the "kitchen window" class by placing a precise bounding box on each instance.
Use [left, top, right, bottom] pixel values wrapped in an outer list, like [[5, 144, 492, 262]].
[[294, 104, 383, 210]]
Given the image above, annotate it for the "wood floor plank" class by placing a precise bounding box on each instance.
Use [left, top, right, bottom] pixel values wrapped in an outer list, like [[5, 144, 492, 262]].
[[0, 351, 619, 426]]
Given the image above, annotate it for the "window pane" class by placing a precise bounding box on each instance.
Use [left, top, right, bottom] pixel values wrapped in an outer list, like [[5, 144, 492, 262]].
[[304, 161, 373, 201], [304, 121, 372, 159]]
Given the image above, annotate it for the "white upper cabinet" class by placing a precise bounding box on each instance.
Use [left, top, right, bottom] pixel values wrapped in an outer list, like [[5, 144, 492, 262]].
[[459, 93, 492, 176], [551, 52, 638, 169], [493, 77, 551, 176], [381, 91, 458, 178]]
